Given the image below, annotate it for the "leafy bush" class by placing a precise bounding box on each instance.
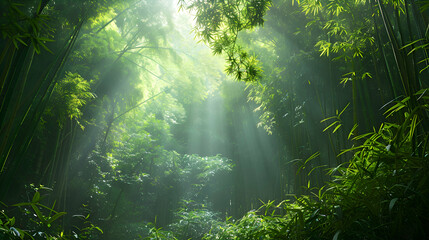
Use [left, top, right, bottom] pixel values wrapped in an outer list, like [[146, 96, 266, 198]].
[[204, 91, 429, 239], [168, 200, 222, 240], [140, 222, 177, 240], [0, 186, 103, 240], [0, 186, 66, 240]]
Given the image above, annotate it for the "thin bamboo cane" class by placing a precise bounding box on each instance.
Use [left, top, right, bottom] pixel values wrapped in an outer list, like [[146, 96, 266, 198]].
[[0, 20, 84, 199]]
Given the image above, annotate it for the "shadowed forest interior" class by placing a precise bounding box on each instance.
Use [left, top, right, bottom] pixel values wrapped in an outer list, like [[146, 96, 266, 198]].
[[0, 0, 428, 239]]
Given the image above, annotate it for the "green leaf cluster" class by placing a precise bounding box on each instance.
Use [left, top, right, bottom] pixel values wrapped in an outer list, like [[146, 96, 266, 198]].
[[204, 93, 429, 239], [0, 1, 54, 53], [43, 72, 94, 128], [180, 0, 271, 81]]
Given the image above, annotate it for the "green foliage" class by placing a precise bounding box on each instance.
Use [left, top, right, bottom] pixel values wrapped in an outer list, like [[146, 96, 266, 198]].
[[140, 222, 177, 240], [169, 200, 221, 240], [0, 0, 54, 53], [71, 214, 103, 240], [79, 100, 233, 238], [179, 0, 271, 81], [44, 72, 94, 128], [1, 185, 105, 240], [2, 0, 428, 239], [321, 103, 350, 133], [204, 93, 429, 239], [1, 187, 66, 240], [303, 0, 373, 61], [0, 208, 28, 240]]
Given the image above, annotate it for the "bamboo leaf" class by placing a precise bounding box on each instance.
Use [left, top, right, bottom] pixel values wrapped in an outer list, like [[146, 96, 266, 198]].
[[12, 38, 19, 48], [385, 102, 407, 117], [389, 198, 398, 212], [36, 0, 42, 15], [11, 202, 32, 207], [305, 152, 320, 165], [47, 212, 66, 224], [320, 116, 337, 122], [323, 121, 339, 132], [32, 192, 40, 203], [37, 37, 54, 42], [332, 123, 342, 133], [308, 165, 327, 176], [38, 41, 53, 54], [15, 37, 27, 46], [318, 185, 326, 199], [352, 132, 373, 141], [338, 145, 365, 156], [94, 226, 103, 234], [408, 114, 418, 141], [333, 230, 341, 240], [418, 62, 429, 73], [348, 124, 358, 139], [35, 203, 59, 214], [31, 204, 46, 223]]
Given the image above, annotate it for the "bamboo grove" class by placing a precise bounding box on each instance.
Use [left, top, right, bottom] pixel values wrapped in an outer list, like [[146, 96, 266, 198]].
[[0, 0, 428, 239]]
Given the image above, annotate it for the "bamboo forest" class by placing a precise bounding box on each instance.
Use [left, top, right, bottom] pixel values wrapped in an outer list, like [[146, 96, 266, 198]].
[[1, 0, 429, 239]]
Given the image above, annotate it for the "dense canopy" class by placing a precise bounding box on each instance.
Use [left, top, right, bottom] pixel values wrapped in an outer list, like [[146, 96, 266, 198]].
[[0, 0, 428, 239]]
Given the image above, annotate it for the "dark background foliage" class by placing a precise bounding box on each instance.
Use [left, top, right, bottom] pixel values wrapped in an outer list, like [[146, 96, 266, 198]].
[[0, 0, 428, 239]]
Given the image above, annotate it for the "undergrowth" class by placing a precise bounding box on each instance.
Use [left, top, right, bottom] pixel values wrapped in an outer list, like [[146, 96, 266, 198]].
[[0, 186, 102, 240], [204, 91, 429, 239], [2, 91, 428, 239]]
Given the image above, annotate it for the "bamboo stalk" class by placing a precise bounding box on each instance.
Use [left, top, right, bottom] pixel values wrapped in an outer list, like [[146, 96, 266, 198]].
[[377, 0, 411, 96]]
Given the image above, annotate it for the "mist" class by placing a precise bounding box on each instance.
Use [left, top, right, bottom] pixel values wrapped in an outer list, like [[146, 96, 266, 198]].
[[0, 0, 428, 239]]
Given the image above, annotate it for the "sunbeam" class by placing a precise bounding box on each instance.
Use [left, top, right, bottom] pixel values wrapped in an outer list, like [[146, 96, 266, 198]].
[[1, 0, 428, 239]]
